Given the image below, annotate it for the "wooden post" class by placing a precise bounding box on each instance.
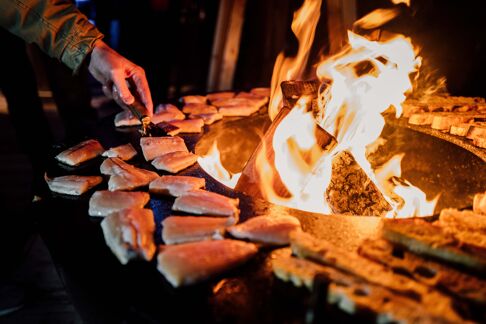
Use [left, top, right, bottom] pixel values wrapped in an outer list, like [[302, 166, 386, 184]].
[[326, 0, 357, 54], [207, 0, 247, 92]]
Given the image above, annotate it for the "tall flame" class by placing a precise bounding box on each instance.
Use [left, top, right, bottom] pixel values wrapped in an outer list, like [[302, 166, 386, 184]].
[[200, 2, 439, 218], [197, 141, 241, 189], [259, 29, 438, 217], [268, 0, 322, 120]]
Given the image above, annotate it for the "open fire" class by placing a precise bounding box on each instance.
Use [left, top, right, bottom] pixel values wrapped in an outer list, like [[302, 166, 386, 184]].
[[199, 0, 439, 218]]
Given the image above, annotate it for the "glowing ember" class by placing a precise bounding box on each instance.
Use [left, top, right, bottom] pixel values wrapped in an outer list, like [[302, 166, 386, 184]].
[[197, 142, 241, 189], [268, 0, 322, 120]]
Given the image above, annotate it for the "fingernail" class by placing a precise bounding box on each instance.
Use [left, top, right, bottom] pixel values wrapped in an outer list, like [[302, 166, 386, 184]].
[[123, 95, 135, 104]]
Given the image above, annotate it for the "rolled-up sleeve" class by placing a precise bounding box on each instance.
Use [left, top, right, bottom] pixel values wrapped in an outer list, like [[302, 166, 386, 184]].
[[0, 0, 104, 73]]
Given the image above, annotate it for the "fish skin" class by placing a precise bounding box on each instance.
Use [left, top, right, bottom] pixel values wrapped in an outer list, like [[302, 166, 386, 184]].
[[101, 208, 156, 264], [44, 173, 103, 195]]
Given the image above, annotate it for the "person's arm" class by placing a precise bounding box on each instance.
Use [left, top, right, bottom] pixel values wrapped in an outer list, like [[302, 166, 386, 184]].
[[0, 0, 153, 114]]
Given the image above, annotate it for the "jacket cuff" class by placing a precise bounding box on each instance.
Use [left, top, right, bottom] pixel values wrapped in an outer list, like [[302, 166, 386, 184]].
[[61, 25, 104, 74]]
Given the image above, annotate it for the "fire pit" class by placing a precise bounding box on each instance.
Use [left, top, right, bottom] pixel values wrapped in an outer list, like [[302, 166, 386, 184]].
[[35, 0, 486, 322]]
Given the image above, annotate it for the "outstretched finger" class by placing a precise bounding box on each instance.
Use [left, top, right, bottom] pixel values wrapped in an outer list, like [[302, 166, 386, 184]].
[[130, 69, 153, 117], [112, 71, 134, 106]]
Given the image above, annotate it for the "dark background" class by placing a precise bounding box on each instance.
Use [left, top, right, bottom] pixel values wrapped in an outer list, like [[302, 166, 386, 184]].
[[72, 0, 485, 102]]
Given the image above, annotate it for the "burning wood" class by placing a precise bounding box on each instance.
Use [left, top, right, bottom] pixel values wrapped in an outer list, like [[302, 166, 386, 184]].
[[326, 150, 392, 216]]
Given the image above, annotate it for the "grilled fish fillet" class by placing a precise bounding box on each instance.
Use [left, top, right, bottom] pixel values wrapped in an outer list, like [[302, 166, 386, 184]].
[[140, 136, 188, 161], [438, 208, 486, 249], [115, 104, 185, 127], [172, 189, 240, 219], [55, 139, 104, 166], [114, 110, 140, 127], [152, 103, 185, 123], [250, 87, 270, 97], [290, 231, 463, 322], [167, 119, 204, 136], [227, 215, 301, 245], [162, 216, 230, 244], [149, 175, 205, 197], [235, 91, 269, 104], [102, 143, 137, 161], [189, 112, 223, 125], [156, 239, 258, 287], [151, 151, 198, 173], [206, 91, 235, 103], [44, 173, 102, 195], [88, 190, 150, 217], [182, 103, 217, 115], [272, 253, 464, 324], [100, 157, 158, 191], [180, 95, 207, 105], [211, 97, 266, 109], [218, 105, 261, 117], [101, 208, 156, 265]]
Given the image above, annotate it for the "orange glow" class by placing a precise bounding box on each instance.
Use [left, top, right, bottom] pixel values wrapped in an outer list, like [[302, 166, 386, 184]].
[[261, 26, 437, 217], [268, 0, 322, 120], [203, 1, 439, 218], [257, 97, 333, 213], [391, 0, 410, 6], [197, 141, 241, 189]]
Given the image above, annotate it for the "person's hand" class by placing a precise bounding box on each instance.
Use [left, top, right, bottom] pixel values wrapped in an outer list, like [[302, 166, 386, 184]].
[[88, 40, 153, 116]]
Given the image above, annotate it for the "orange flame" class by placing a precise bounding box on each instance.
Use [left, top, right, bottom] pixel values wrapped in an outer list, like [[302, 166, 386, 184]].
[[268, 0, 322, 120], [197, 141, 241, 189], [260, 29, 438, 217]]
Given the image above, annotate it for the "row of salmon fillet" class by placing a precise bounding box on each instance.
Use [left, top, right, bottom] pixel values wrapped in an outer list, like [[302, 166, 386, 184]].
[[403, 95, 486, 148], [273, 191, 486, 323], [43, 88, 320, 288], [114, 87, 270, 132]]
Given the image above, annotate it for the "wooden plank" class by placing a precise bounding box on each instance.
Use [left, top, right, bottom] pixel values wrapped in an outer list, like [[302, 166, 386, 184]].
[[207, 0, 247, 92], [326, 0, 356, 54]]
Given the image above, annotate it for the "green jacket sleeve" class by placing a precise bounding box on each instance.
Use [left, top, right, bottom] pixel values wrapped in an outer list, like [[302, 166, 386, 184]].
[[0, 0, 104, 73]]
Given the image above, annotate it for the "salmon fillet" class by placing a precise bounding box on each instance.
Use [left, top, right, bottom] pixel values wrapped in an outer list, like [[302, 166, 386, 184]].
[[151, 151, 198, 173], [235, 91, 269, 104], [172, 189, 240, 219], [211, 97, 264, 108], [218, 105, 261, 117], [180, 95, 207, 105], [156, 239, 258, 287], [188, 112, 223, 125], [55, 139, 104, 166], [100, 157, 158, 191], [149, 175, 205, 197], [140, 136, 188, 161], [250, 87, 270, 97], [44, 173, 102, 195], [182, 103, 217, 115], [162, 216, 230, 244], [152, 103, 185, 123], [114, 110, 140, 127], [228, 215, 301, 245], [88, 190, 150, 217], [167, 119, 204, 136], [101, 208, 156, 264], [102, 143, 137, 161], [206, 91, 235, 103]]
